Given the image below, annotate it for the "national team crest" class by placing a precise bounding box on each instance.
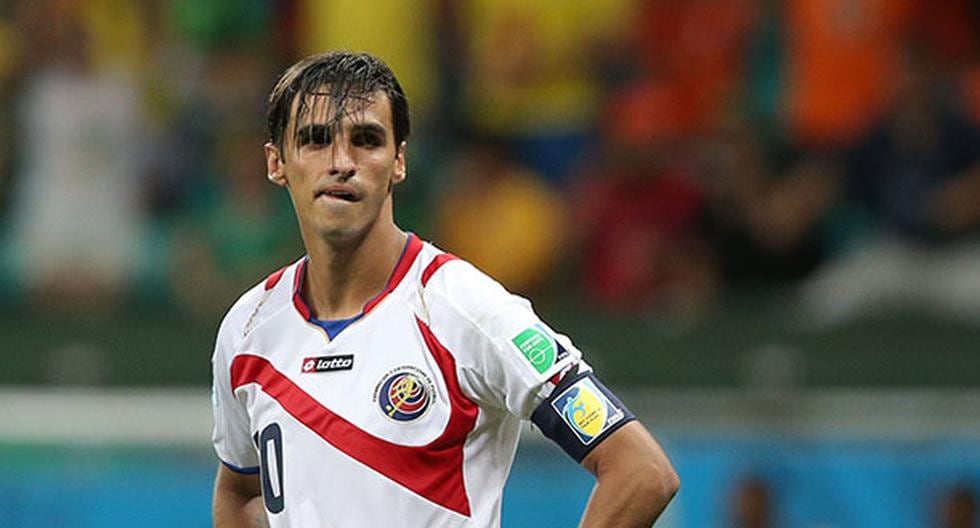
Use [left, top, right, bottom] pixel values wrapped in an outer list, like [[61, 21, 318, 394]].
[[374, 366, 435, 423]]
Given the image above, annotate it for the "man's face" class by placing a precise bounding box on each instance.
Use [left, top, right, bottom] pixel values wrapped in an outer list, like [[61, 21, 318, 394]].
[[265, 90, 406, 245]]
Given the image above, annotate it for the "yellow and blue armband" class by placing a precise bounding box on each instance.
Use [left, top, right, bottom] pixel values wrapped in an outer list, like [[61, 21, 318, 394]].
[[530, 366, 636, 462]]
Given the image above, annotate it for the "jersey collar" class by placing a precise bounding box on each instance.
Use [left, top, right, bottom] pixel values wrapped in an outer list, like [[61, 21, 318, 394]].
[[292, 233, 423, 322]]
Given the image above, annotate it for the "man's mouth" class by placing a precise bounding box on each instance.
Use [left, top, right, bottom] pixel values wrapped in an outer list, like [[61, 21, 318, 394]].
[[316, 187, 359, 202]]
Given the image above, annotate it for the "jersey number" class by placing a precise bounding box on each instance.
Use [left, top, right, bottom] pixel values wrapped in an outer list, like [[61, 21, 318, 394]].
[[253, 423, 285, 513]]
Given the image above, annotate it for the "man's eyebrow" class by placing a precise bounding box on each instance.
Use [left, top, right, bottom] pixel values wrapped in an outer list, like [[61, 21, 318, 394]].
[[295, 123, 331, 143], [293, 122, 388, 146], [351, 123, 387, 136]]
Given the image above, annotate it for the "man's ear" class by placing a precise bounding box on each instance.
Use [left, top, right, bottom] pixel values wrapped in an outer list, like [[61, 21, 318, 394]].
[[393, 141, 407, 185], [265, 142, 288, 187]]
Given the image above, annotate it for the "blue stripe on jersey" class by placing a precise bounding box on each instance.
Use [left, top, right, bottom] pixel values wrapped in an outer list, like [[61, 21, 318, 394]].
[[309, 313, 365, 339], [220, 458, 260, 474]]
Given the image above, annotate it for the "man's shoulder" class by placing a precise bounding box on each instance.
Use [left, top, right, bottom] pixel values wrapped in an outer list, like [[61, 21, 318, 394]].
[[216, 258, 304, 348], [418, 241, 530, 327]]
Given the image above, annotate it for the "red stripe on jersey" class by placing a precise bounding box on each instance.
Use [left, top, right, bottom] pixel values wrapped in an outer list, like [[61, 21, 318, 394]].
[[421, 253, 460, 287], [264, 266, 289, 291], [291, 258, 311, 320], [363, 234, 424, 313], [414, 316, 480, 483], [230, 317, 477, 516]]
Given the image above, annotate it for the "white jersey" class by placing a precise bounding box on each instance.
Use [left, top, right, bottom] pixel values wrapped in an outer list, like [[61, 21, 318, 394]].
[[211, 234, 587, 527]]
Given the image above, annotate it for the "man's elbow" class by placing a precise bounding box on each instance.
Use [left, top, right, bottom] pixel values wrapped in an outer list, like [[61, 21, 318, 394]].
[[638, 459, 680, 509], [584, 422, 680, 513], [661, 465, 681, 503]]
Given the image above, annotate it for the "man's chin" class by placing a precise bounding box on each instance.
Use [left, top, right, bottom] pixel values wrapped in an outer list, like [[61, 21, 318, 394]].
[[314, 223, 368, 247]]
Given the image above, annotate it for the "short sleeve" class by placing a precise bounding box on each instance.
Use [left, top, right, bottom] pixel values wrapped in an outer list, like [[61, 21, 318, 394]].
[[211, 317, 259, 473], [423, 261, 585, 419]]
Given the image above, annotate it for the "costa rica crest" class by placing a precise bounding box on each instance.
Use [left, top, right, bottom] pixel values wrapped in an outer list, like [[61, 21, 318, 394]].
[[373, 366, 435, 423]]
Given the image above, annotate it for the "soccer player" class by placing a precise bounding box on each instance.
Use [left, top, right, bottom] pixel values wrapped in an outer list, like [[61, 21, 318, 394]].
[[211, 51, 679, 527]]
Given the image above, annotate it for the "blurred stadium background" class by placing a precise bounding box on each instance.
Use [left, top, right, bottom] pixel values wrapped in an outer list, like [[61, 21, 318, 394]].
[[1, 0, 979, 526]]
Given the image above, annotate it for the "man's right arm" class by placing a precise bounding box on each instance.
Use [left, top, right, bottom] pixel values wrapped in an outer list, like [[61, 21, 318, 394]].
[[212, 287, 268, 526], [213, 464, 267, 528]]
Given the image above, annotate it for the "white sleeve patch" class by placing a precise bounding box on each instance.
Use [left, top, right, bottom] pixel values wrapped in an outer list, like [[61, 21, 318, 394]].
[[508, 323, 573, 378]]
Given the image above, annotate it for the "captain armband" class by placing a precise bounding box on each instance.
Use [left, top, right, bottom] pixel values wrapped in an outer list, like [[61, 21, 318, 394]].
[[530, 366, 636, 463]]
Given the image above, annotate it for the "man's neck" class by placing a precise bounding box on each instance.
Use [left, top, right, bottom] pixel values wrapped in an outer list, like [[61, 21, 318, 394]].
[[302, 224, 408, 321]]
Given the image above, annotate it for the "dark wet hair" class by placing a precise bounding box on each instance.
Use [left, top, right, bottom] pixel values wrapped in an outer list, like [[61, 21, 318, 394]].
[[266, 51, 410, 160]]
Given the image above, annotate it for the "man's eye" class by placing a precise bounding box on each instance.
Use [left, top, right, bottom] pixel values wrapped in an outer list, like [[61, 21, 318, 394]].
[[353, 133, 382, 148], [298, 126, 332, 148], [303, 134, 330, 147]]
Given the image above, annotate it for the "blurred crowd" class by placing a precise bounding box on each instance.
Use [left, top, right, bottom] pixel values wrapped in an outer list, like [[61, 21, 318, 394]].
[[725, 476, 977, 527], [0, 0, 978, 325]]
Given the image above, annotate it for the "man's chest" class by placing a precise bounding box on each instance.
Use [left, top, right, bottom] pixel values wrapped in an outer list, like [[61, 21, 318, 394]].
[[233, 308, 457, 447]]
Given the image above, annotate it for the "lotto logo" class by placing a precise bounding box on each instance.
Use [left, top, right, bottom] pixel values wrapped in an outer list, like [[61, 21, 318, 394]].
[[301, 354, 354, 373]]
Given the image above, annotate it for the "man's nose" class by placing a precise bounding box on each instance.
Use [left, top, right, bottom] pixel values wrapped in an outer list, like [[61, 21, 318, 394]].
[[329, 142, 356, 177]]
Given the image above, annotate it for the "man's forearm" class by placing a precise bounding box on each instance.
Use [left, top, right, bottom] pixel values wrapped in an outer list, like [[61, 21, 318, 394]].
[[578, 464, 678, 527], [214, 464, 267, 527], [577, 422, 680, 527], [214, 494, 268, 528]]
